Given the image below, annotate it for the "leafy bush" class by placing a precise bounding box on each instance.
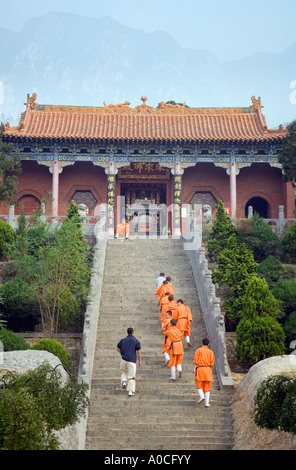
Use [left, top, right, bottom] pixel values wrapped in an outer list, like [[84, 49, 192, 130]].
[[0, 327, 30, 351], [0, 279, 40, 332], [0, 220, 15, 260], [281, 222, 296, 263], [30, 339, 72, 369], [254, 375, 296, 435], [272, 278, 296, 321], [235, 277, 285, 366], [257, 256, 287, 286], [283, 311, 296, 348], [237, 213, 280, 262], [0, 362, 89, 450]]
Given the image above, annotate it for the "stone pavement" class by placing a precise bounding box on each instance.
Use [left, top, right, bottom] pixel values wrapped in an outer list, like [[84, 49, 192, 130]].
[[85, 237, 234, 450]]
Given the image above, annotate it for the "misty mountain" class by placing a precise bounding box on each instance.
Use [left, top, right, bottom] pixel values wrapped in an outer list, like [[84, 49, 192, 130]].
[[0, 11, 295, 127]]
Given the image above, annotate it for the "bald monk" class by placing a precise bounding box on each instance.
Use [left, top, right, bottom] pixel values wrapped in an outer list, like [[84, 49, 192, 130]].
[[176, 299, 192, 347], [115, 218, 130, 239], [165, 318, 184, 380], [161, 310, 173, 367], [193, 338, 215, 407]]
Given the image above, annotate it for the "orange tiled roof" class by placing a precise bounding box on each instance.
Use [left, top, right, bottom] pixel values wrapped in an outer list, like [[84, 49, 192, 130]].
[[4, 94, 287, 143]]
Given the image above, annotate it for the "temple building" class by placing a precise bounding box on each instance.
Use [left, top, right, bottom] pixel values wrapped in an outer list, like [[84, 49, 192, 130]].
[[2, 93, 294, 233]]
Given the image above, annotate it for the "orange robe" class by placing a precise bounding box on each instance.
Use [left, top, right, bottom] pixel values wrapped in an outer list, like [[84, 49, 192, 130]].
[[165, 326, 184, 367], [162, 318, 172, 354], [157, 283, 174, 302], [176, 304, 192, 337], [160, 296, 170, 320], [193, 345, 215, 391], [161, 299, 179, 323], [116, 221, 130, 237]]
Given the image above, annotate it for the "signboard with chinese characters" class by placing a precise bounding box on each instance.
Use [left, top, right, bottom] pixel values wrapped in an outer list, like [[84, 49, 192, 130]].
[[118, 162, 170, 180], [172, 175, 182, 233], [107, 174, 116, 232]]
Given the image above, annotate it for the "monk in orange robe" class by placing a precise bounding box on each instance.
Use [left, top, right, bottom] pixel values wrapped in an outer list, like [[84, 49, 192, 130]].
[[115, 218, 130, 238], [156, 280, 174, 304], [160, 292, 171, 324], [176, 299, 192, 346], [166, 295, 179, 320], [165, 319, 184, 380], [193, 338, 215, 407], [161, 310, 172, 366]]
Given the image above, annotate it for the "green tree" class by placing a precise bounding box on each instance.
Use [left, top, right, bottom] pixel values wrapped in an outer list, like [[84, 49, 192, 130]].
[[0, 219, 15, 260], [207, 200, 237, 261], [235, 277, 285, 366], [0, 123, 21, 204], [254, 375, 296, 435], [281, 222, 296, 263], [0, 362, 89, 450], [237, 213, 280, 262], [277, 120, 296, 188], [212, 234, 257, 329]]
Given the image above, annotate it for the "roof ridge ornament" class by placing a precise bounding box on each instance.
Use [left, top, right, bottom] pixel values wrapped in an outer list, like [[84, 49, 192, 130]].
[[251, 96, 262, 113], [26, 93, 37, 110]]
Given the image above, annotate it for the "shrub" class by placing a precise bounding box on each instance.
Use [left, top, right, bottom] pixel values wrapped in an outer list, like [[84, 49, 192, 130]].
[[257, 255, 286, 286], [254, 375, 296, 435], [283, 311, 296, 348], [0, 327, 30, 351], [235, 277, 285, 366], [0, 220, 15, 260], [281, 222, 296, 263], [30, 339, 72, 369], [0, 279, 40, 332], [0, 362, 89, 450], [237, 213, 280, 262], [272, 278, 296, 320]]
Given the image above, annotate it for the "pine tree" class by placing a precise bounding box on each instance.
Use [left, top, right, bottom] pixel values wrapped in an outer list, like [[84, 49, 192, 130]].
[[236, 276, 285, 366], [278, 119, 296, 188], [0, 124, 21, 204], [207, 200, 237, 261], [212, 234, 257, 329]]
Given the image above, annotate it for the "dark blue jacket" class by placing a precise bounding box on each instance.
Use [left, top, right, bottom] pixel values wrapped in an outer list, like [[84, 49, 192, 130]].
[[117, 334, 141, 363]]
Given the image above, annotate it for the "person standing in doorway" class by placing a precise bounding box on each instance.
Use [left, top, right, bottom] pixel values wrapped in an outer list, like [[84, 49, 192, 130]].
[[193, 338, 215, 407], [117, 327, 141, 397]]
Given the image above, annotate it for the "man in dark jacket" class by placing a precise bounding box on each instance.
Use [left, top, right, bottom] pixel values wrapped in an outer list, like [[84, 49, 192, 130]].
[[117, 327, 141, 397]]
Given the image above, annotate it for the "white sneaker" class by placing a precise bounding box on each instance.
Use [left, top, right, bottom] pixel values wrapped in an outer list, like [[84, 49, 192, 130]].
[[197, 397, 205, 404], [128, 391, 134, 397]]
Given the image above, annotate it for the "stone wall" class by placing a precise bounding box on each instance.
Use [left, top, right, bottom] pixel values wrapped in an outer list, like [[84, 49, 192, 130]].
[[187, 244, 234, 389]]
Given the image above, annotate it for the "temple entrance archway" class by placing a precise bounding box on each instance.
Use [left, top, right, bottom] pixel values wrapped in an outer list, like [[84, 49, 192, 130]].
[[120, 182, 167, 234], [245, 196, 269, 218]]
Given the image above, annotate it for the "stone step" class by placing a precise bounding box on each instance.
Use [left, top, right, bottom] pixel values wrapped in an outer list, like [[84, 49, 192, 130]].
[[85, 238, 234, 450]]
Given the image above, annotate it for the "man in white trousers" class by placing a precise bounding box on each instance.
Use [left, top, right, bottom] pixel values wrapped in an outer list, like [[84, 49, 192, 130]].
[[117, 327, 141, 397]]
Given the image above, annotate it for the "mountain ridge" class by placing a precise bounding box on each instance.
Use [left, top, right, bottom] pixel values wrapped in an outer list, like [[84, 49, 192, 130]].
[[0, 11, 295, 127]]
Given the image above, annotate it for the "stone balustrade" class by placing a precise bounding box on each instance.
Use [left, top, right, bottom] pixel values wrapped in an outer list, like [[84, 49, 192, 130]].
[[187, 243, 234, 390]]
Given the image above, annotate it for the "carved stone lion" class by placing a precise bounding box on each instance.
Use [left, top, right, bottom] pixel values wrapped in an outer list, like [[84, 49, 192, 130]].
[[202, 204, 212, 219]]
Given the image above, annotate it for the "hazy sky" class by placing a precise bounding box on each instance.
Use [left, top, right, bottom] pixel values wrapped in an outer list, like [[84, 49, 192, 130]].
[[0, 0, 296, 62]]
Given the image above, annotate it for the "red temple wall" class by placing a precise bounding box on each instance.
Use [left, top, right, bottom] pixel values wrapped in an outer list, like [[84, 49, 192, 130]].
[[0, 160, 294, 219], [182, 162, 295, 218]]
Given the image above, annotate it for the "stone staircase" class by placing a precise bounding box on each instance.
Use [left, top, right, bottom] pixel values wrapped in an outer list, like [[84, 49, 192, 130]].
[[85, 237, 234, 450]]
